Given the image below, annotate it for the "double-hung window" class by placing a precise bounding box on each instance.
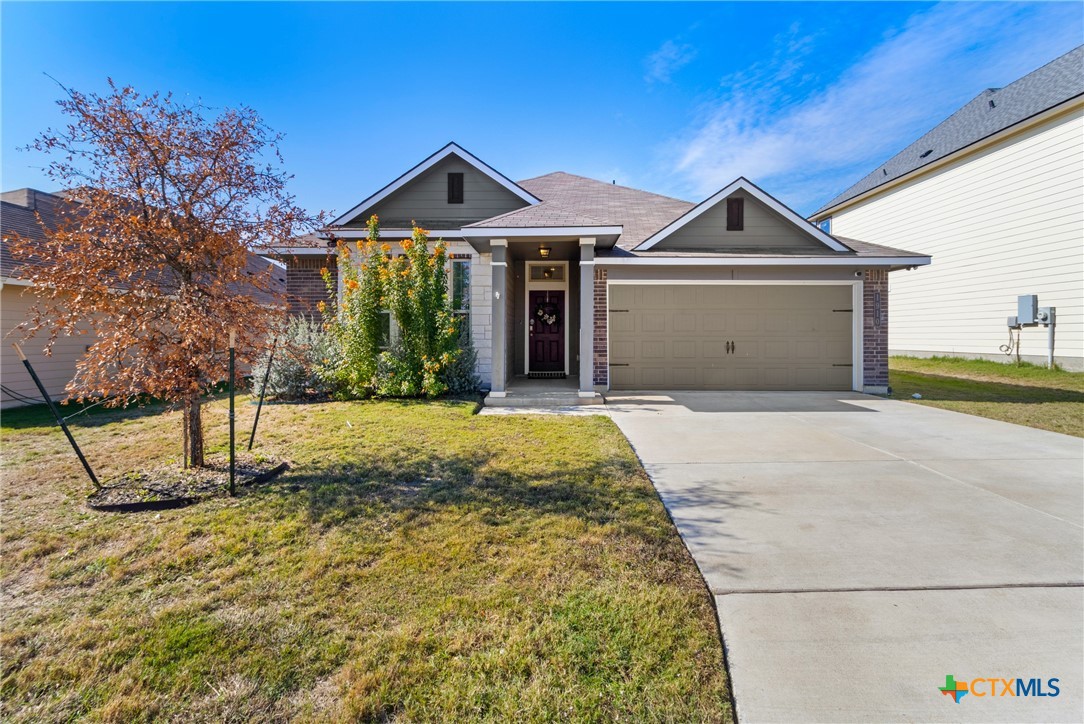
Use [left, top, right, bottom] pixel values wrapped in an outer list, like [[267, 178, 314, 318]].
[[450, 257, 471, 341]]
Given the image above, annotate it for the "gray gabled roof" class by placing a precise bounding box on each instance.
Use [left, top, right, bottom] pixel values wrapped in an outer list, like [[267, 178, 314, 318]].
[[815, 45, 1084, 216], [514, 172, 694, 249], [463, 200, 614, 228]]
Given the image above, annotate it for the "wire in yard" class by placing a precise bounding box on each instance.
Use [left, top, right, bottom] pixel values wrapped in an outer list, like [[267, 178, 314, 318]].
[[0, 384, 46, 405]]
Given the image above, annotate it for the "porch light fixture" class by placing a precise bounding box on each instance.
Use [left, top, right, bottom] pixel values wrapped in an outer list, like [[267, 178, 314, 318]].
[[538, 245, 551, 259]]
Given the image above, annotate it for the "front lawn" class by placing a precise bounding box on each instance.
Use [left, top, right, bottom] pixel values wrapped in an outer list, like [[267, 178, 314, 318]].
[[0, 398, 731, 721], [889, 356, 1084, 437]]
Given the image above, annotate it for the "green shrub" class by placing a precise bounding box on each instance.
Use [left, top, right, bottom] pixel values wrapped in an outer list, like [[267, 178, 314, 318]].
[[323, 216, 463, 398], [251, 316, 341, 401], [441, 335, 481, 397]]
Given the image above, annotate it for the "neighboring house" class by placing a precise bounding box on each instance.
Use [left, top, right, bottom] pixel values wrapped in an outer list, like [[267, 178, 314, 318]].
[[0, 188, 287, 408], [273, 143, 929, 404], [811, 46, 1084, 370]]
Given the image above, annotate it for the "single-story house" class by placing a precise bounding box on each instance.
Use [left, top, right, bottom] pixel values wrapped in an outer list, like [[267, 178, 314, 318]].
[[810, 45, 1083, 370], [1, 188, 287, 408], [272, 143, 930, 404]]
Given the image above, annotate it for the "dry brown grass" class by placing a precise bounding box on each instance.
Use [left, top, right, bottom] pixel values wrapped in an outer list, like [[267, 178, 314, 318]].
[[1, 397, 732, 722]]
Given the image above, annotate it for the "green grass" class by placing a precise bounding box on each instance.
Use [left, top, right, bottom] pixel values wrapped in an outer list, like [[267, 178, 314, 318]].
[[890, 356, 1084, 437], [0, 397, 731, 722]]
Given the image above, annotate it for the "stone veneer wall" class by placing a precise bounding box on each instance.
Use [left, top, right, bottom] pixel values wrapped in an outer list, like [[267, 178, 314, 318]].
[[286, 255, 336, 317], [447, 247, 492, 387], [863, 268, 889, 390], [592, 267, 608, 387]]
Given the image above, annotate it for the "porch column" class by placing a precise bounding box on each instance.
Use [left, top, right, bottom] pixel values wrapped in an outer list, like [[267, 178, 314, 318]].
[[490, 240, 508, 396], [578, 238, 596, 396]]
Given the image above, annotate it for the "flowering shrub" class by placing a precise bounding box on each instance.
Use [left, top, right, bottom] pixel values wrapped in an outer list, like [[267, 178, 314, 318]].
[[323, 215, 463, 398]]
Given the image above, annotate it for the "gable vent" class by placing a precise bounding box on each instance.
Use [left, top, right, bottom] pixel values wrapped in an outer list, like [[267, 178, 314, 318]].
[[726, 197, 744, 231], [447, 172, 464, 204]]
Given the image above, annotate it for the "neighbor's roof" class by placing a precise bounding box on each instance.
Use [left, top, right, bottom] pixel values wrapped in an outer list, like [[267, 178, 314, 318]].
[[0, 188, 286, 300], [508, 172, 694, 249], [815, 45, 1084, 216]]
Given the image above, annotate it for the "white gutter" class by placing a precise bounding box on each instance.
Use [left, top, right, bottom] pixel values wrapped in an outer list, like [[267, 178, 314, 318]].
[[597, 256, 931, 267]]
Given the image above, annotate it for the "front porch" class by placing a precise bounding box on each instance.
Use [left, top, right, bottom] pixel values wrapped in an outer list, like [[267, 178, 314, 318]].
[[475, 234, 607, 407], [483, 375, 605, 407]]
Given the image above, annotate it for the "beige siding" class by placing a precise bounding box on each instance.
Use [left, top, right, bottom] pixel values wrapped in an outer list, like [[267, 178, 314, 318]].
[[657, 192, 825, 251], [829, 107, 1084, 369], [2, 284, 91, 408], [345, 156, 528, 228]]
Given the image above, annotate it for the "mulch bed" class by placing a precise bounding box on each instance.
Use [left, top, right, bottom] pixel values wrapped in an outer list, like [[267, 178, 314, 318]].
[[87, 453, 288, 512]]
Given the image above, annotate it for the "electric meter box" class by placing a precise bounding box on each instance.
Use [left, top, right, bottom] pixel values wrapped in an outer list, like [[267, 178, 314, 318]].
[[1017, 295, 1038, 325]]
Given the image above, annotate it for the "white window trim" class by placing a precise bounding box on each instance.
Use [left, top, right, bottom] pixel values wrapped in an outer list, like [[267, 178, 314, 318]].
[[449, 258, 472, 341]]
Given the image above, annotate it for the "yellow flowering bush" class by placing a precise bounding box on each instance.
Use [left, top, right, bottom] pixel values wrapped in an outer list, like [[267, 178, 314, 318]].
[[322, 215, 463, 397]]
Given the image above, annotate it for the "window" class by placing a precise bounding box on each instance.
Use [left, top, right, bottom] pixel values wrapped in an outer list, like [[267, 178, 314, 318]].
[[451, 258, 471, 339], [378, 311, 392, 350], [818, 217, 832, 233], [529, 264, 564, 281], [447, 172, 464, 204], [726, 197, 744, 231]]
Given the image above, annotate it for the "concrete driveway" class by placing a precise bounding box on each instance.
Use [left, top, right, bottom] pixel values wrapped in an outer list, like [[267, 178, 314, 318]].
[[607, 392, 1083, 723]]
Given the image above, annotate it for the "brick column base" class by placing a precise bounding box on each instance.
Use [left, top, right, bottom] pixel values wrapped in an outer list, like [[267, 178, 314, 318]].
[[863, 269, 889, 393], [593, 268, 608, 387]]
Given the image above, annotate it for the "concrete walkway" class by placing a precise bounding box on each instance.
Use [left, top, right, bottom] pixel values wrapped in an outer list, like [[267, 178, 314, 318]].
[[607, 392, 1083, 723]]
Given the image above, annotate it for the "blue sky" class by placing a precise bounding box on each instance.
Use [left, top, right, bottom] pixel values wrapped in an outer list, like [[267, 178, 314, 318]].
[[2, 2, 1081, 217]]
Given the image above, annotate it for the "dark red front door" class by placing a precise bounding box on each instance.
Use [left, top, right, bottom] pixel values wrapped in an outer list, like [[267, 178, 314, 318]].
[[529, 290, 564, 372]]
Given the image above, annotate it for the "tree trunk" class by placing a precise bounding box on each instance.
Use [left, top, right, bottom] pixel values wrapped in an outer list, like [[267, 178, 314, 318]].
[[185, 396, 205, 468]]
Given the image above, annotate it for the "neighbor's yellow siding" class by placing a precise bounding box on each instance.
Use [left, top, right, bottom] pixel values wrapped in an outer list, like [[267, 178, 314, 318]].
[[829, 106, 1084, 369]]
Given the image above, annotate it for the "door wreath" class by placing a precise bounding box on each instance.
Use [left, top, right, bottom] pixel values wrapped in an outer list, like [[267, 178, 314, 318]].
[[535, 300, 561, 327]]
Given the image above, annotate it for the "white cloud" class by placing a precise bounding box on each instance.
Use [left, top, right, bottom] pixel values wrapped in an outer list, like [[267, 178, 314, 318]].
[[645, 40, 697, 84], [663, 3, 1084, 213]]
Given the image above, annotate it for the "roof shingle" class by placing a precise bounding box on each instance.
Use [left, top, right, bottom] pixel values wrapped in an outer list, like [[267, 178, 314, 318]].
[[816, 45, 1084, 215], [513, 172, 694, 250]]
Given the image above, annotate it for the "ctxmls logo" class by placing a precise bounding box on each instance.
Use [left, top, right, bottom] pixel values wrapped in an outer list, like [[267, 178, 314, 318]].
[[939, 675, 1061, 703]]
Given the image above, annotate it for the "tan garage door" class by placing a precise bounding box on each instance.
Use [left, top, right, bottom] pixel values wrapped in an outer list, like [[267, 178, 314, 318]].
[[609, 284, 854, 390]]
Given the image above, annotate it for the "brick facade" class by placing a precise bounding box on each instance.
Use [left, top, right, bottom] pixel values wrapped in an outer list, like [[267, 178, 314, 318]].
[[285, 255, 336, 317], [592, 267, 608, 387], [862, 268, 889, 390]]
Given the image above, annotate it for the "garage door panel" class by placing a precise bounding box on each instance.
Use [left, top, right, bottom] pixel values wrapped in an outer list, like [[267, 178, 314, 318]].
[[764, 340, 790, 359], [671, 367, 700, 387], [611, 366, 637, 388], [642, 313, 667, 333], [673, 340, 697, 358], [641, 340, 666, 359], [703, 313, 727, 332], [704, 340, 728, 358], [673, 313, 697, 333], [641, 286, 667, 306], [609, 284, 854, 391], [610, 312, 634, 333], [641, 366, 669, 387], [735, 314, 759, 333], [672, 286, 698, 306]]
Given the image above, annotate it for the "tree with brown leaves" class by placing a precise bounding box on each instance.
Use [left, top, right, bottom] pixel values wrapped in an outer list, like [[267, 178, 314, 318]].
[[9, 80, 321, 467]]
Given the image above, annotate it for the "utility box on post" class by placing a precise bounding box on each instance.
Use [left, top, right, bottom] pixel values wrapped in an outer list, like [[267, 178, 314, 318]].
[[1018, 295, 1038, 325]]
